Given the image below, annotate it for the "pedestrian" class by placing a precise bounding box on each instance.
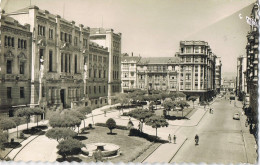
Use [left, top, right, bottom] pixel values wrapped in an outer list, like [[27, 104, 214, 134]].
[[173, 135, 176, 144], [138, 122, 141, 131], [104, 109, 107, 117], [234, 101, 236, 107], [168, 134, 171, 143]]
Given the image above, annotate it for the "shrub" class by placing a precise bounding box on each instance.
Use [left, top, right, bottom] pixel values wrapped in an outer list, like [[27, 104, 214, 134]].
[[129, 128, 168, 143], [11, 138, 14, 143], [88, 124, 93, 129], [106, 118, 116, 134]]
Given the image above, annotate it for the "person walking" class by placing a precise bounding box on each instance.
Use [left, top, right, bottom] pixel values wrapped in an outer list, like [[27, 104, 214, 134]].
[[173, 135, 176, 144], [168, 134, 171, 143], [104, 109, 107, 117]]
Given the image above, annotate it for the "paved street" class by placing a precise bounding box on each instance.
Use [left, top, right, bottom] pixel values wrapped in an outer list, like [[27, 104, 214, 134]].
[[170, 96, 257, 164]]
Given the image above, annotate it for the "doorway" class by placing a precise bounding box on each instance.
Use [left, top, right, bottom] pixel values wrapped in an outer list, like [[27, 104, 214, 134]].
[[60, 89, 65, 108]]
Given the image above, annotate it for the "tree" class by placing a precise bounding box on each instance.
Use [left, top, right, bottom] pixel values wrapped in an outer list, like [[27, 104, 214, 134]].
[[49, 114, 81, 130], [57, 138, 85, 160], [160, 93, 170, 101], [145, 115, 169, 138], [106, 118, 116, 134], [46, 128, 77, 142], [15, 107, 34, 130], [0, 130, 8, 150], [67, 110, 86, 134], [177, 100, 190, 117], [31, 107, 44, 127], [0, 118, 16, 140], [162, 98, 174, 115], [76, 106, 92, 128], [127, 109, 154, 132], [12, 117, 22, 138], [189, 96, 198, 109]]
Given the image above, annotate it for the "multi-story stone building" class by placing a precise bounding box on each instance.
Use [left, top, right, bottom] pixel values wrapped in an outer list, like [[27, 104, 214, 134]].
[[8, 6, 90, 110], [90, 28, 121, 104], [121, 53, 141, 92], [0, 13, 32, 115], [236, 55, 247, 99], [215, 57, 222, 93], [245, 2, 258, 128], [178, 41, 217, 101], [85, 41, 109, 108], [136, 57, 179, 92]]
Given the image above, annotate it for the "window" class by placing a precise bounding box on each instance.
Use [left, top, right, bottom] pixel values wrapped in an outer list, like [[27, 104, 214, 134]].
[[85, 87, 88, 94], [11, 37, 14, 47], [94, 69, 97, 78], [89, 69, 92, 77], [20, 62, 25, 74], [5, 36, 8, 46], [65, 54, 68, 73], [99, 70, 101, 78], [94, 86, 96, 94], [195, 46, 199, 53], [74, 37, 78, 46], [89, 55, 92, 61], [89, 86, 91, 94], [60, 32, 63, 41], [103, 70, 106, 78], [201, 46, 204, 53], [69, 34, 72, 43], [74, 55, 77, 73], [94, 55, 97, 62], [61, 53, 64, 72], [186, 57, 191, 62], [24, 40, 27, 49], [104, 86, 106, 93], [99, 86, 101, 93], [38, 25, 45, 36], [186, 46, 192, 53], [103, 57, 107, 63], [65, 33, 67, 42], [7, 87, 12, 99], [49, 50, 53, 72], [18, 39, 21, 48], [6, 60, 12, 74], [49, 29, 53, 39], [69, 55, 71, 73], [131, 72, 134, 77], [8, 37, 11, 46], [20, 87, 25, 98], [42, 86, 45, 97]]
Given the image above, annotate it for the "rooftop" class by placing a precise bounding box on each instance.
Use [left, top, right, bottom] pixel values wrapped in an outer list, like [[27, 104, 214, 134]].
[[139, 57, 180, 65]]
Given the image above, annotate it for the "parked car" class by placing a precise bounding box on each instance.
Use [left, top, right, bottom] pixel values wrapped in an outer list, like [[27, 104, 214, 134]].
[[233, 113, 240, 120], [230, 95, 235, 100]]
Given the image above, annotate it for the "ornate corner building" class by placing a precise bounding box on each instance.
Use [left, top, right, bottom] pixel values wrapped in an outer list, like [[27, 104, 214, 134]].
[[245, 2, 259, 130], [0, 6, 120, 115]]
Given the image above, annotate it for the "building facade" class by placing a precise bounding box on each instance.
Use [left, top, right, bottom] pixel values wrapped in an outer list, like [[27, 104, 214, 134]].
[[0, 13, 32, 115], [90, 28, 121, 104], [8, 6, 90, 110], [215, 57, 222, 93], [85, 42, 109, 109], [178, 41, 217, 101], [245, 2, 258, 128], [136, 57, 179, 92], [121, 53, 141, 92]]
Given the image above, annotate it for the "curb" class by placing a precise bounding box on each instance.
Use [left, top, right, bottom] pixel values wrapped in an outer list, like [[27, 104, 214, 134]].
[[140, 143, 162, 163], [168, 137, 187, 163]]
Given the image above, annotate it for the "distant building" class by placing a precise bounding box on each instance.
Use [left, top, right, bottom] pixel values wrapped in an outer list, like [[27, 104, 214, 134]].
[[136, 57, 179, 92], [245, 2, 258, 128], [90, 28, 121, 104], [0, 13, 32, 115], [121, 53, 141, 93], [178, 41, 217, 101], [222, 79, 235, 92], [236, 55, 247, 99], [215, 57, 222, 93]]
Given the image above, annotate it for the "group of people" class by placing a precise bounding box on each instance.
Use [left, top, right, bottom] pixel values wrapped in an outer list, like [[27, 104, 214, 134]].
[[209, 107, 214, 114], [168, 134, 177, 144]]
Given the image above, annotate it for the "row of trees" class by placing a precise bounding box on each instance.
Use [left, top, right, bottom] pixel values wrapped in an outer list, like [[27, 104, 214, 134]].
[[46, 106, 92, 160], [126, 109, 168, 137], [162, 98, 190, 117]]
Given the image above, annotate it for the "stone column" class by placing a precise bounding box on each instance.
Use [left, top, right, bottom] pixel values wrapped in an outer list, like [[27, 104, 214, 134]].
[[57, 88, 61, 104], [54, 88, 57, 104]]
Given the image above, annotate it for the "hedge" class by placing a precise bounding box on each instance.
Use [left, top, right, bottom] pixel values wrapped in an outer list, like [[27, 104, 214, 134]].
[[95, 123, 128, 130]]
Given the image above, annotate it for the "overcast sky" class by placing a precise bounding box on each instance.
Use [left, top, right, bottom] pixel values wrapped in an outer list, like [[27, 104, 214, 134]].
[[1, 0, 255, 75]]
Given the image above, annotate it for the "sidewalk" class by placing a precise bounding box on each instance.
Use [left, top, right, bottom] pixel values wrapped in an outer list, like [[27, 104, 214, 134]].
[[142, 136, 187, 163], [236, 100, 257, 164]]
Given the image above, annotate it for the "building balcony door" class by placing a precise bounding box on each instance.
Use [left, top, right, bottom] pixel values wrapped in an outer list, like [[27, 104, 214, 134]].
[[60, 89, 65, 108]]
